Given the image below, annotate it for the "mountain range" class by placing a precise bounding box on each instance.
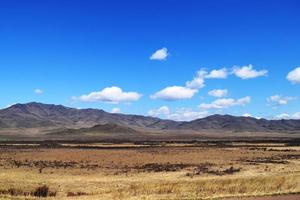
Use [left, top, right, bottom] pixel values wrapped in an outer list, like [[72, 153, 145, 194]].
[[0, 102, 300, 140]]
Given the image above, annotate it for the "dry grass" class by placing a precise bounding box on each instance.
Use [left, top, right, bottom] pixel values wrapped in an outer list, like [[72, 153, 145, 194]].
[[107, 174, 300, 199], [0, 142, 299, 199]]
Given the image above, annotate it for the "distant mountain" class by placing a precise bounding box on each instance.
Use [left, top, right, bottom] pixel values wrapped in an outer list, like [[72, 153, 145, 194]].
[[178, 114, 300, 132], [1, 102, 300, 136], [0, 102, 177, 129]]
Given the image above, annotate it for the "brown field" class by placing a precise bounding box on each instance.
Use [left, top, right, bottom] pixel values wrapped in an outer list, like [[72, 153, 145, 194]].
[[0, 141, 299, 200]]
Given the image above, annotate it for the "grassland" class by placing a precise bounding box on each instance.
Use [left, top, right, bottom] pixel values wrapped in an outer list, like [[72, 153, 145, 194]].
[[0, 141, 299, 199]]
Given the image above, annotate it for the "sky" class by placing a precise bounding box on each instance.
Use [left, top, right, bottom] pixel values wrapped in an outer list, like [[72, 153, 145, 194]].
[[0, 0, 300, 121]]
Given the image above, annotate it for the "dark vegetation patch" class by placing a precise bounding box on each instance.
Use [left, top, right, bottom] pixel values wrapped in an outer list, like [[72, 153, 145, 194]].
[[186, 164, 241, 177], [240, 157, 288, 165], [1, 139, 300, 149], [0, 188, 28, 196], [5, 159, 101, 170], [248, 147, 297, 152], [134, 163, 191, 172], [239, 154, 300, 165], [131, 162, 240, 175], [286, 139, 300, 146], [279, 154, 300, 160], [67, 191, 90, 197], [0, 185, 56, 198], [33, 185, 57, 197]]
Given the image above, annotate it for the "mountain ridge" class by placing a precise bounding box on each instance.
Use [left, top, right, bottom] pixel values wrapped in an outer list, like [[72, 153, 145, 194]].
[[1, 102, 300, 134]]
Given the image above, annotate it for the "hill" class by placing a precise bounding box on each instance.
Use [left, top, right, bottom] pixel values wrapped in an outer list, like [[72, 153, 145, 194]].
[[0, 102, 300, 140]]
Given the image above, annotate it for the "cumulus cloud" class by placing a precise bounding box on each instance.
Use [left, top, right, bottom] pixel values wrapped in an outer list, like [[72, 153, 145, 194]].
[[150, 86, 197, 100], [77, 86, 141, 103], [208, 89, 228, 98], [152, 68, 230, 101], [111, 107, 121, 113], [267, 95, 296, 106], [151, 65, 267, 102], [34, 89, 43, 95], [185, 68, 228, 91], [148, 106, 209, 121], [275, 112, 300, 119], [185, 68, 229, 90], [185, 70, 206, 89], [150, 47, 168, 60], [199, 96, 251, 110], [235, 96, 251, 104], [167, 108, 209, 121], [287, 67, 300, 84], [232, 64, 268, 79], [148, 106, 170, 117], [205, 68, 228, 79]]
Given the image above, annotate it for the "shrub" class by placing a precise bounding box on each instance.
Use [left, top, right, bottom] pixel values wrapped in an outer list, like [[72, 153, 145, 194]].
[[32, 185, 56, 197]]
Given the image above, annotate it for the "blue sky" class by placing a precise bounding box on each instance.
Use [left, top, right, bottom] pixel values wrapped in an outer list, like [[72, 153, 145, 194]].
[[0, 0, 300, 120]]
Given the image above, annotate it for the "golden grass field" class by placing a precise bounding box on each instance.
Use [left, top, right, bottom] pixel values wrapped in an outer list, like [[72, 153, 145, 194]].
[[0, 141, 299, 200]]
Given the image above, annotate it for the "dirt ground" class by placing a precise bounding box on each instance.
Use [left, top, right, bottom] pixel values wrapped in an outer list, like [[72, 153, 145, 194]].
[[0, 141, 299, 199]]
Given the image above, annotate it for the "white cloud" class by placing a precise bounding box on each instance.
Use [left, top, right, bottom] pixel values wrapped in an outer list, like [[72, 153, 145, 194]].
[[185, 68, 229, 90], [185, 70, 206, 89], [208, 89, 228, 98], [4, 103, 17, 108], [150, 86, 197, 100], [148, 106, 170, 117], [167, 109, 209, 121], [275, 113, 290, 119], [267, 95, 296, 106], [150, 47, 168, 60], [236, 96, 251, 105], [287, 67, 300, 84], [153, 65, 261, 102], [111, 107, 121, 113], [77, 86, 141, 103], [205, 68, 228, 79], [242, 113, 252, 117], [148, 106, 209, 121], [275, 112, 300, 119], [34, 89, 43, 95], [199, 96, 251, 110], [152, 65, 267, 102], [232, 64, 268, 79], [152, 68, 230, 102]]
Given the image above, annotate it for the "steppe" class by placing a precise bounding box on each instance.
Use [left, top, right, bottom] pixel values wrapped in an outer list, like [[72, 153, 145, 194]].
[[0, 140, 299, 200]]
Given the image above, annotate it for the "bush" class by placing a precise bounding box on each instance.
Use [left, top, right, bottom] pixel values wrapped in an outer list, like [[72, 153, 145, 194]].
[[32, 185, 56, 197]]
